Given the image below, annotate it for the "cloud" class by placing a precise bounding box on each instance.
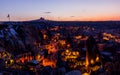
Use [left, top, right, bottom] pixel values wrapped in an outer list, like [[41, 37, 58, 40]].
[[44, 12, 51, 14], [70, 16, 75, 17]]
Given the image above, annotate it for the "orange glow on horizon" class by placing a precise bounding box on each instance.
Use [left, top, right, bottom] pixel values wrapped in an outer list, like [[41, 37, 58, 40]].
[[1, 15, 120, 21], [58, 15, 120, 21]]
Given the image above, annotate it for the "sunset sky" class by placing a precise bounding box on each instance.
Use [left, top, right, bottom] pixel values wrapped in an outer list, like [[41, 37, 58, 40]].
[[0, 0, 120, 21]]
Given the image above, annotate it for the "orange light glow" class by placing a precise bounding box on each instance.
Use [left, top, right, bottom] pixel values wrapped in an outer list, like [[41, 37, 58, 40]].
[[59, 40, 66, 46], [85, 48, 89, 68], [75, 36, 82, 39], [42, 59, 57, 68], [46, 44, 57, 53]]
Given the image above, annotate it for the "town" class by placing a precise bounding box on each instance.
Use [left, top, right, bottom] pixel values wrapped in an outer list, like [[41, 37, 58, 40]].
[[0, 19, 120, 75]]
